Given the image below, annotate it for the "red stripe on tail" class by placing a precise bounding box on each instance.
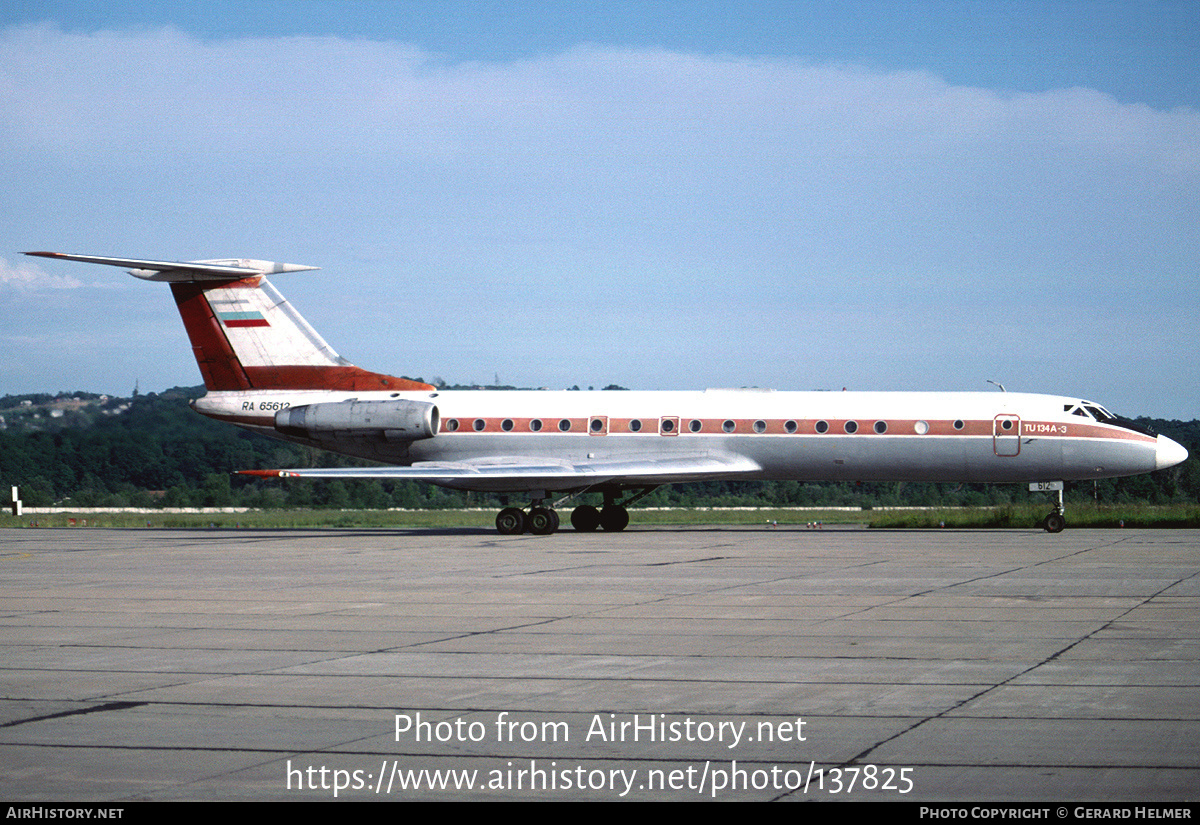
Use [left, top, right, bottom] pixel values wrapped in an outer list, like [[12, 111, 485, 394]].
[[171, 280, 254, 391]]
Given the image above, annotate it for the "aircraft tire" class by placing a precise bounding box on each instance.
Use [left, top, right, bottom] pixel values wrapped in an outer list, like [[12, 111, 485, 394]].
[[528, 507, 559, 535], [600, 505, 630, 532], [1043, 513, 1066, 533], [496, 507, 528, 535], [570, 505, 601, 532]]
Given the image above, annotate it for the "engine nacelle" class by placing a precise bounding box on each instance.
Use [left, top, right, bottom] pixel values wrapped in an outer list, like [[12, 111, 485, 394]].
[[275, 400, 439, 442]]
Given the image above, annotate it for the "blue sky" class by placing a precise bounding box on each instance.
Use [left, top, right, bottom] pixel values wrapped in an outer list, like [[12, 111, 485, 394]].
[[2, 1, 1198, 417]]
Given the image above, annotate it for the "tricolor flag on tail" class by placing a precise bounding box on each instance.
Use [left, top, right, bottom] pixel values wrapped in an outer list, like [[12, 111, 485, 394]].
[[215, 310, 270, 328]]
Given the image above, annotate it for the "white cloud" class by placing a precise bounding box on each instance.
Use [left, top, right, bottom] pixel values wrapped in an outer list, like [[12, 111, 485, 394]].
[[4, 25, 1197, 172], [0, 256, 82, 290], [1, 25, 1197, 413]]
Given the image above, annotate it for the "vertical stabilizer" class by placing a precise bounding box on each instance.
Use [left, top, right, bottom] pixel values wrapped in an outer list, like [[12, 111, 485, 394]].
[[25, 252, 434, 392], [171, 276, 433, 392]]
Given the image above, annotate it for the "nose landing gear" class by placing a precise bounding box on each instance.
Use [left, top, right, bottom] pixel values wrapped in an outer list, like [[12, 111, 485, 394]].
[[1042, 511, 1066, 533], [1036, 482, 1067, 533]]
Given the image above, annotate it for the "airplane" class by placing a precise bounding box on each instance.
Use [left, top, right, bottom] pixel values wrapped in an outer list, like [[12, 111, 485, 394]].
[[27, 251, 1189, 535]]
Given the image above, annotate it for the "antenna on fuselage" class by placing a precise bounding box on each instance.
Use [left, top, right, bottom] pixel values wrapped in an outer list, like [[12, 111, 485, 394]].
[[987, 380, 1007, 392]]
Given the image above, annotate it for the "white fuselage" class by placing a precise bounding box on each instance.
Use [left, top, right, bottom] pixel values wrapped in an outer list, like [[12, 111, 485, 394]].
[[194, 388, 1179, 492]]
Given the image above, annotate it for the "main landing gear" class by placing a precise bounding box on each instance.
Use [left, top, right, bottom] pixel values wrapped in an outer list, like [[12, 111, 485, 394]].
[[494, 487, 653, 535], [569, 504, 629, 533], [496, 504, 564, 535], [494, 503, 629, 535]]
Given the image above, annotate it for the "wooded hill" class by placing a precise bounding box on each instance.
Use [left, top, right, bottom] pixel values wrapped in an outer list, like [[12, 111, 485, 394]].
[[2, 387, 1196, 510]]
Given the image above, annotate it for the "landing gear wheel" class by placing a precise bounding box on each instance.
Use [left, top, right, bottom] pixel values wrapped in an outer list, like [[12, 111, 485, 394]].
[[1043, 513, 1066, 533], [571, 505, 601, 532], [496, 507, 527, 535], [528, 507, 559, 535], [600, 505, 630, 532]]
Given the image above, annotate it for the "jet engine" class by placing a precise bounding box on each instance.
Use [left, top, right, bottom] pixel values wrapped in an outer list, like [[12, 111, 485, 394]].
[[274, 399, 439, 442]]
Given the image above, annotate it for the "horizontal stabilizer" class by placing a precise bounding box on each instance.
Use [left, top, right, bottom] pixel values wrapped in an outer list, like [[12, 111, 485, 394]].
[[25, 252, 317, 282]]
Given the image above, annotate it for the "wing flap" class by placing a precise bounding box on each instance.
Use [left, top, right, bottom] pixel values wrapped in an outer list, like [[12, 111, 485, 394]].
[[239, 453, 762, 492]]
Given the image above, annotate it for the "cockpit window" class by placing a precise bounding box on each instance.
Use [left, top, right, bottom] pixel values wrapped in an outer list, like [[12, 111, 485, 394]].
[[1075, 401, 1156, 436]]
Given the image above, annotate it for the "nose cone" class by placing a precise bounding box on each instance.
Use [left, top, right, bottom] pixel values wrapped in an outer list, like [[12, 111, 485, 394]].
[[1156, 435, 1189, 471]]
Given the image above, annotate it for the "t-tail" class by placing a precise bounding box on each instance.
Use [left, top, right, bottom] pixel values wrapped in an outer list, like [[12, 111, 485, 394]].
[[25, 252, 433, 392]]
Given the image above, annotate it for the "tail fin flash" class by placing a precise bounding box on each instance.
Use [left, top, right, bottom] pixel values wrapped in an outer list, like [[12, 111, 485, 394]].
[[26, 252, 434, 392]]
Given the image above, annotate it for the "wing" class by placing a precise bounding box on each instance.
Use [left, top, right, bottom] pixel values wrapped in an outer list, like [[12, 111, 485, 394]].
[[239, 453, 762, 492]]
